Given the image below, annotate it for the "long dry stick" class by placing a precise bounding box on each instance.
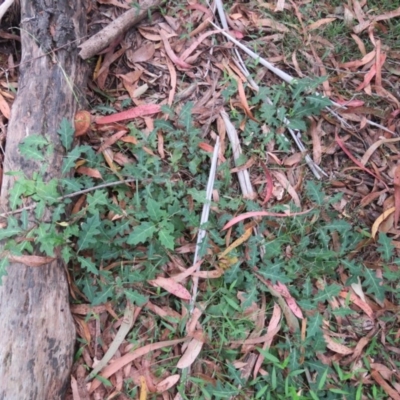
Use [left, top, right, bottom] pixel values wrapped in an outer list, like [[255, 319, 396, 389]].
[[190, 137, 220, 311], [0, 178, 138, 218], [79, 0, 164, 60]]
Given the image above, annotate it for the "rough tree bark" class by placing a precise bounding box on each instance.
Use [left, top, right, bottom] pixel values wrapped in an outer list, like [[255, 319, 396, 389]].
[[0, 1, 86, 398]]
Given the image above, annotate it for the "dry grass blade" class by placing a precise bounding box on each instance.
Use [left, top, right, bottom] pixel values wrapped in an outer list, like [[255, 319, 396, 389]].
[[190, 137, 220, 310], [85, 302, 136, 382]]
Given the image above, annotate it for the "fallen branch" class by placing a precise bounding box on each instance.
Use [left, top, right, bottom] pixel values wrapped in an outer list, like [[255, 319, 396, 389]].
[[79, 0, 164, 60]]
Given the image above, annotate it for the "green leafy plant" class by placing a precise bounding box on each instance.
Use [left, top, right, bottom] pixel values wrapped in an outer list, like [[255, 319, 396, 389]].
[[0, 92, 398, 398]]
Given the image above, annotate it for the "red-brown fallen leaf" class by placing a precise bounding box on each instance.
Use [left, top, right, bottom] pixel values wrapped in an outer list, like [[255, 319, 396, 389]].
[[113, 152, 133, 166], [192, 269, 223, 279], [375, 6, 400, 22], [89, 338, 185, 393], [198, 142, 227, 162], [126, 43, 155, 63], [285, 297, 303, 319], [230, 157, 256, 173], [198, 142, 214, 153], [96, 104, 161, 124], [72, 194, 86, 215], [370, 363, 394, 380], [119, 135, 156, 157], [350, 33, 366, 56], [70, 376, 80, 399], [97, 46, 126, 89], [393, 165, 400, 228], [312, 119, 323, 165], [165, 56, 176, 106], [270, 281, 303, 319], [232, 30, 244, 39], [323, 333, 353, 355], [339, 290, 374, 319], [169, 260, 203, 283], [145, 301, 182, 320], [339, 50, 375, 69], [306, 17, 336, 31], [176, 338, 203, 369], [76, 166, 103, 179], [9, 254, 55, 267], [70, 303, 110, 315], [159, 29, 192, 70], [97, 130, 128, 153], [149, 277, 191, 300], [75, 317, 91, 344], [361, 137, 400, 165], [375, 40, 383, 90], [0, 92, 10, 119], [256, 18, 289, 32], [157, 131, 165, 159], [333, 98, 365, 107], [342, 336, 369, 365], [371, 370, 400, 400], [371, 206, 395, 239], [236, 78, 257, 121], [155, 374, 180, 393], [272, 170, 301, 208], [254, 272, 299, 332], [97, 0, 129, 9], [230, 326, 281, 347], [352, 0, 366, 23], [254, 303, 281, 377], [120, 136, 138, 144], [360, 189, 388, 208], [222, 209, 313, 230], [187, 3, 213, 18], [180, 30, 219, 61], [260, 162, 273, 205], [355, 53, 387, 91], [138, 27, 171, 41], [335, 131, 381, 182]]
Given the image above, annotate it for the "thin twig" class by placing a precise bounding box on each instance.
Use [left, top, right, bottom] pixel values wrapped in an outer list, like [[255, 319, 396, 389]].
[[0, 178, 136, 218]]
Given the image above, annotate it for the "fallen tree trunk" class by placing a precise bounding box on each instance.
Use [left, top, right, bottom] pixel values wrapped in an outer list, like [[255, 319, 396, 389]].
[[0, 1, 86, 398]]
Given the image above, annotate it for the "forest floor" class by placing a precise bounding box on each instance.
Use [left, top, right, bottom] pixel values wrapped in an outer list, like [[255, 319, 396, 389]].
[[1, 0, 400, 399]]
